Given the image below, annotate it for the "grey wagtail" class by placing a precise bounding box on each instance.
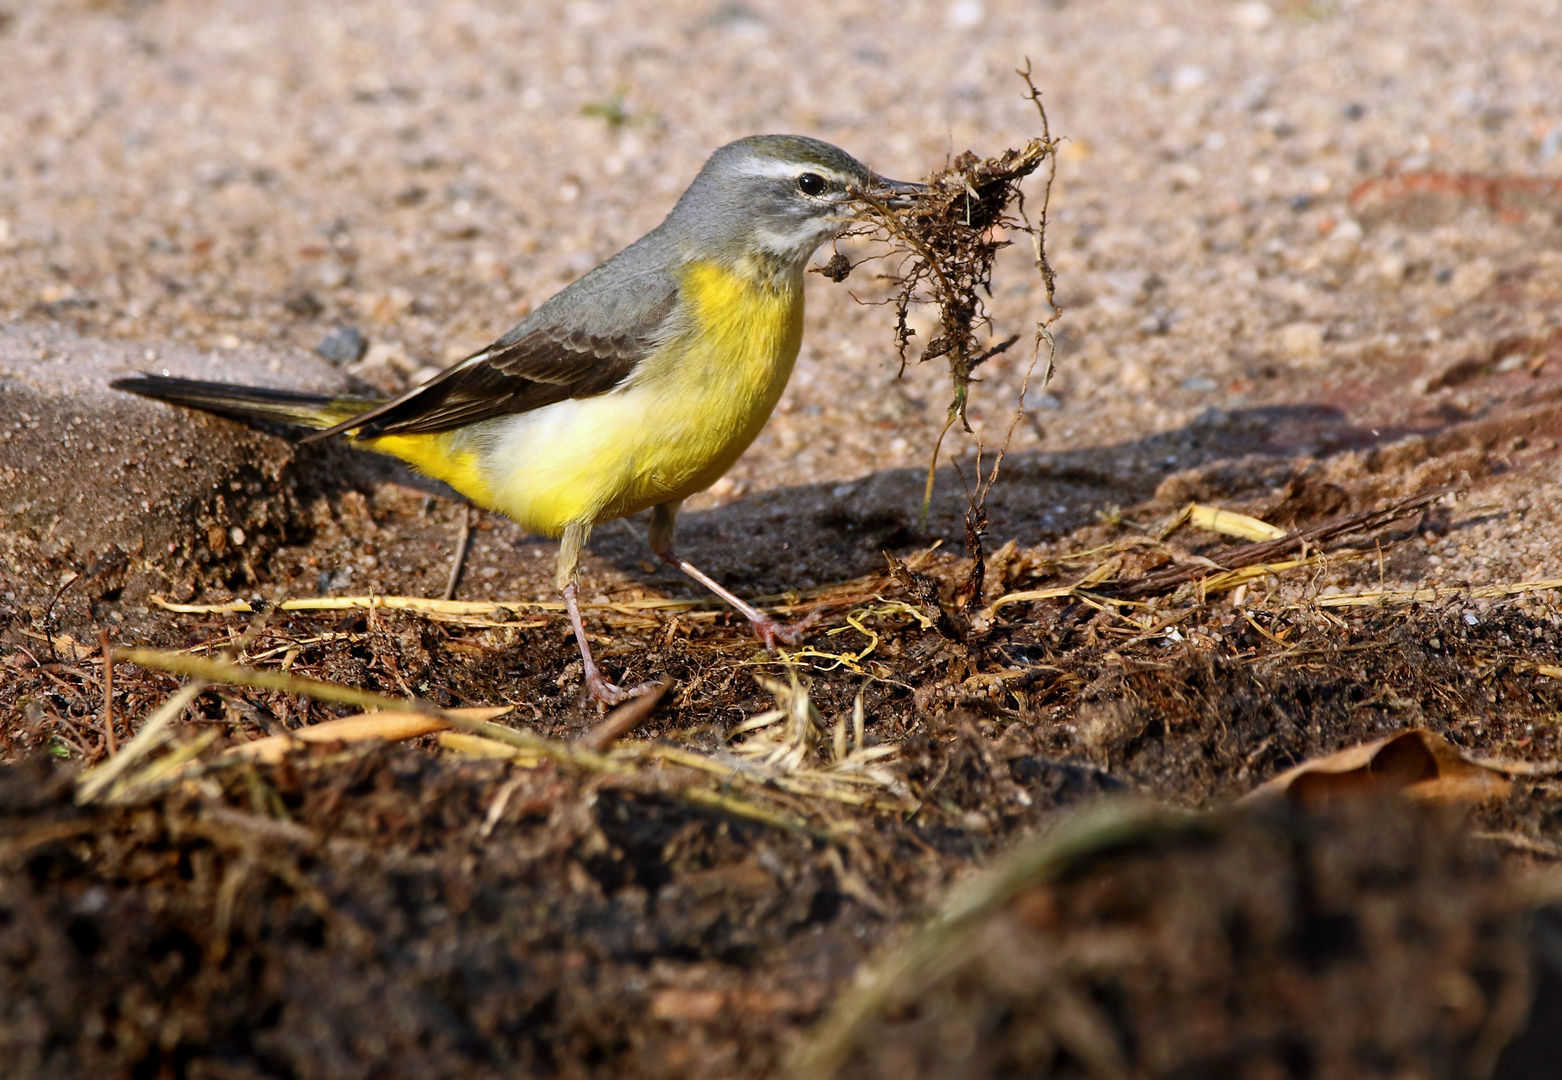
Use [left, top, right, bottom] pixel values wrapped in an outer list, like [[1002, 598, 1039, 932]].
[[114, 135, 922, 705]]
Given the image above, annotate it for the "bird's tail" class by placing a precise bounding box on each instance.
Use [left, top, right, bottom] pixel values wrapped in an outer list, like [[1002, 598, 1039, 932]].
[[110, 374, 380, 434]]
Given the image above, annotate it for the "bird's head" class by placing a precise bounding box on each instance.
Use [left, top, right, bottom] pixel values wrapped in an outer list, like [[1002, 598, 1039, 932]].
[[667, 134, 922, 277]]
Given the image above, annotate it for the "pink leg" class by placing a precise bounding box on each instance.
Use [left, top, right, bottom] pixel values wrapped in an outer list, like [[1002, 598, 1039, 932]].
[[648, 502, 817, 649], [562, 581, 658, 707]]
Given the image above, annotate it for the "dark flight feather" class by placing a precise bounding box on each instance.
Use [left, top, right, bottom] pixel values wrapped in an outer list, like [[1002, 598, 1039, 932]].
[[305, 257, 681, 443]]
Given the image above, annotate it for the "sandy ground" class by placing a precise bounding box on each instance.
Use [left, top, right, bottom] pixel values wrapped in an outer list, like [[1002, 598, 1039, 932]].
[[5, 0, 1562, 594], [4, 1, 1562, 1077]]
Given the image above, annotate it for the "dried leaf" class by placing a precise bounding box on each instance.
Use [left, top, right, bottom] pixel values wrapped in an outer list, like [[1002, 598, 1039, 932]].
[[1241, 729, 1513, 807]]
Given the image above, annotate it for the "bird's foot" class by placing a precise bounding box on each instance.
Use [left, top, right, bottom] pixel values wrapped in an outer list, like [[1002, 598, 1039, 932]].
[[751, 610, 820, 650], [584, 670, 662, 709]]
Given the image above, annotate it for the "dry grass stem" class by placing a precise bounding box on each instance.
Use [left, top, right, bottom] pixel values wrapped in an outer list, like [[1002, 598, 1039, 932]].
[[792, 800, 1180, 1080], [76, 679, 209, 804], [96, 646, 908, 838], [1312, 578, 1562, 609], [115, 648, 434, 715]]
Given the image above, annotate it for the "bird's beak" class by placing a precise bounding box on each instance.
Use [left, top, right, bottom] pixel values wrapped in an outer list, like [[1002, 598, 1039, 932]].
[[860, 175, 926, 210]]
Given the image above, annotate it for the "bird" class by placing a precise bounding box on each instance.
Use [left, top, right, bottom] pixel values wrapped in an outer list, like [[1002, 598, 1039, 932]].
[[113, 134, 923, 705]]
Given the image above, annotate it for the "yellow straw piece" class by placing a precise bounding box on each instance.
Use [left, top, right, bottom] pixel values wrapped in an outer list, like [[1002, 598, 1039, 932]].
[[228, 706, 514, 765], [437, 731, 545, 767], [1186, 503, 1289, 542]]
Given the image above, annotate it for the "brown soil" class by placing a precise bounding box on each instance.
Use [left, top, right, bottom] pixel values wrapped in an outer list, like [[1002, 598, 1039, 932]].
[[807, 801, 1536, 1080], [6, 535, 1562, 1079]]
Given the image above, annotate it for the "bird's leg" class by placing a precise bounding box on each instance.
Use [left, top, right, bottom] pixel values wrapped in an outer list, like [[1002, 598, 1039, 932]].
[[560, 580, 638, 706], [556, 522, 656, 707], [649, 502, 817, 649]]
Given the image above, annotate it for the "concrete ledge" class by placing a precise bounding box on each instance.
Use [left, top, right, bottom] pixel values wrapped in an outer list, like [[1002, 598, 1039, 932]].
[[0, 322, 347, 598]]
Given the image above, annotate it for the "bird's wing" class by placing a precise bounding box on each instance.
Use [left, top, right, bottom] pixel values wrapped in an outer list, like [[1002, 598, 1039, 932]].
[[306, 260, 680, 441]]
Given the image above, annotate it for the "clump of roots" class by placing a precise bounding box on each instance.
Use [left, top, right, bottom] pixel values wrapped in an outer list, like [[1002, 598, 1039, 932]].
[[837, 65, 1060, 435], [827, 65, 1062, 590]]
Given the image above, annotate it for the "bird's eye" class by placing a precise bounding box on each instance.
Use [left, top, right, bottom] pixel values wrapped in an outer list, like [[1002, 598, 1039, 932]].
[[796, 172, 827, 197]]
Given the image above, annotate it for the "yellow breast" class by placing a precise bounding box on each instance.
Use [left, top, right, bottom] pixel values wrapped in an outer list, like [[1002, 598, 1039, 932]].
[[617, 259, 805, 502]]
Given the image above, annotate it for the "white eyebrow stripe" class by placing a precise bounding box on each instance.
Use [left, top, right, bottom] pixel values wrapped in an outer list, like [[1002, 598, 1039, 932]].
[[733, 158, 850, 183]]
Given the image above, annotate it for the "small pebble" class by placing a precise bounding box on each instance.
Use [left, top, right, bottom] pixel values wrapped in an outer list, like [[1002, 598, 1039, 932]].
[[317, 326, 368, 366]]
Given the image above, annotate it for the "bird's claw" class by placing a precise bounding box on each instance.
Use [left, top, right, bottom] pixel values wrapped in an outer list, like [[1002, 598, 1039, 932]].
[[584, 671, 661, 709], [752, 611, 820, 650]]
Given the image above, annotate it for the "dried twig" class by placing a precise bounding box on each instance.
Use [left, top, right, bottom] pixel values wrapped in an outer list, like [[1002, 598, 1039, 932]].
[[98, 627, 117, 757], [442, 508, 473, 601], [574, 679, 671, 751], [1112, 486, 1456, 600], [983, 490, 1450, 619]]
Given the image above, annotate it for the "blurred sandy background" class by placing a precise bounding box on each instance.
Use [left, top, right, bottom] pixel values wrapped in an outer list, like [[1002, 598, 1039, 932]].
[[3, 0, 1561, 592]]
